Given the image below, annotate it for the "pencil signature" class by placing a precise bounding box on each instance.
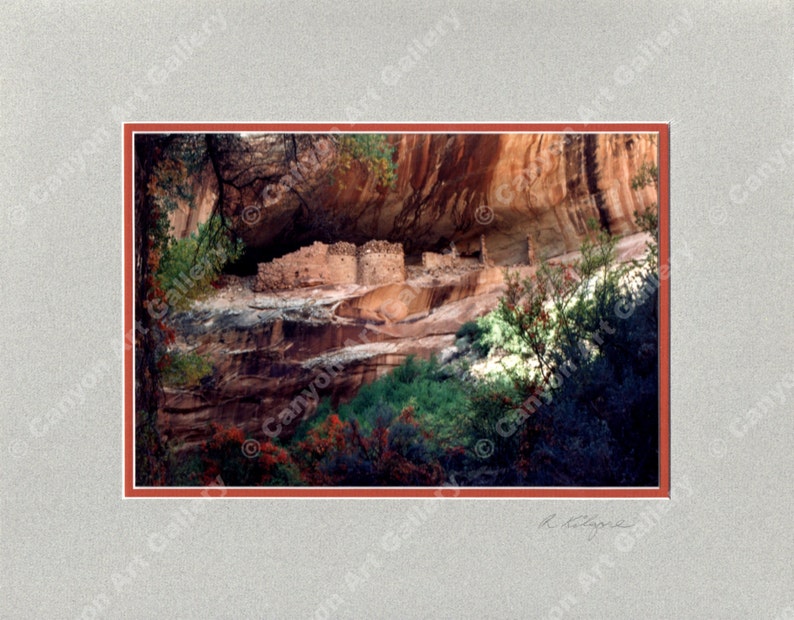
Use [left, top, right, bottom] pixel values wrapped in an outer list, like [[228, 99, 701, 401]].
[[539, 514, 635, 541]]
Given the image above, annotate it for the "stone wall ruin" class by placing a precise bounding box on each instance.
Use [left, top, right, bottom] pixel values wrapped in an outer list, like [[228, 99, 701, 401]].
[[252, 233, 540, 293], [357, 240, 405, 286], [254, 240, 406, 291], [326, 241, 357, 284]]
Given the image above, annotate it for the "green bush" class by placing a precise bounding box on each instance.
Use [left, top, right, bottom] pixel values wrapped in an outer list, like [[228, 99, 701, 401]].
[[464, 376, 529, 481], [456, 319, 491, 356], [156, 215, 244, 311], [479, 311, 531, 358], [485, 212, 659, 485], [300, 356, 471, 450], [455, 320, 481, 341], [333, 134, 397, 189], [456, 314, 529, 358], [492, 224, 624, 380], [161, 351, 213, 388], [630, 161, 658, 191]]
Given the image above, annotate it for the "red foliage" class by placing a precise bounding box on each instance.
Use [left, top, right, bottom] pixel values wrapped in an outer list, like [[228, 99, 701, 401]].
[[197, 423, 297, 486], [293, 407, 445, 486], [295, 414, 350, 485], [206, 423, 246, 450]]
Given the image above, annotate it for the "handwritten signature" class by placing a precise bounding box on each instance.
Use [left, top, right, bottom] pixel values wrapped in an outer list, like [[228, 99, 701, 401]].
[[539, 514, 635, 541]]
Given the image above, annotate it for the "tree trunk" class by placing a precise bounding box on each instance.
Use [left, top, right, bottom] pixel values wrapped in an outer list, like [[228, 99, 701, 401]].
[[133, 135, 169, 485]]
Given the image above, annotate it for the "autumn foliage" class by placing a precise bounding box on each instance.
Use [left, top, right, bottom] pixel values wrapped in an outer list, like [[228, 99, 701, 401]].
[[196, 423, 299, 486], [295, 408, 445, 486], [183, 407, 446, 487]]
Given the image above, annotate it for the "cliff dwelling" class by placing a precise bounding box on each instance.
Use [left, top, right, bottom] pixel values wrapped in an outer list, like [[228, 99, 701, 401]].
[[253, 236, 503, 292]]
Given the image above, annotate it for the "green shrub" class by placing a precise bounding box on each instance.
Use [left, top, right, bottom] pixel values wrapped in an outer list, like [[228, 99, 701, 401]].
[[333, 134, 398, 189], [161, 351, 213, 388], [493, 224, 625, 380], [485, 211, 660, 486], [456, 314, 529, 358], [465, 376, 528, 480], [456, 319, 491, 356], [479, 311, 530, 358], [455, 320, 481, 341], [630, 161, 658, 190], [156, 215, 244, 311], [297, 356, 471, 450]]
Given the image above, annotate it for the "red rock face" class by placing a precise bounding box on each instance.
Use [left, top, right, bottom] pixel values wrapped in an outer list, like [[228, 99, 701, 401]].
[[159, 266, 510, 446], [169, 132, 659, 265]]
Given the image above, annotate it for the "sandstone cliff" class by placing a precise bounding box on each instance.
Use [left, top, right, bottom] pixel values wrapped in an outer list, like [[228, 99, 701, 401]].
[[160, 265, 510, 446], [169, 132, 658, 265]]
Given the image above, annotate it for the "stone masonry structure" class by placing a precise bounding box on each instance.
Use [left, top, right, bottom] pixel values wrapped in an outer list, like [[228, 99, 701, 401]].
[[479, 234, 494, 267], [357, 240, 405, 286], [326, 241, 357, 284], [254, 240, 405, 291], [422, 241, 459, 271], [254, 241, 329, 291], [422, 252, 456, 270], [527, 234, 538, 266]]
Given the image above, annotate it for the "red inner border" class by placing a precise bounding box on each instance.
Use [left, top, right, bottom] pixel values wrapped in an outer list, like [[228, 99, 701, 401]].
[[123, 123, 670, 499]]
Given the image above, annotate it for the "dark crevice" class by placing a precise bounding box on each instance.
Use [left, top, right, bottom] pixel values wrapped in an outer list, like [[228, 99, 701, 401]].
[[583, 134, 611, 234]]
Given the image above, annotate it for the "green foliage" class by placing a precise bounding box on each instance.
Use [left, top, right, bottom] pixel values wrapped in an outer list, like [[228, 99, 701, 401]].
[[333, 134, 398, 189], [456, 320, 491, 357], [456, 313, 530, 358], [475, 312, 524, 357], [291, 397, 335, 441], [164, 446, 204, 486], [631, 161, 658, 191], [455, 320, 481, 341], [634, 203, 658, 238], [306, 356, 470, 449], [161, 350, 213, 388], [514, 267, 660, 486], [147, 135, 209, 255], [456, 209, 660, 485], [465, 376, 531, 481], [633, 203, 659, 269], [494, 227, 624, 380], [156, 215, 244, 310]]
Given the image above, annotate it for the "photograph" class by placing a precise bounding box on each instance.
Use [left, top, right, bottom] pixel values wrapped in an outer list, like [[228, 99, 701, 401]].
[[4, 3, 791, 618], [127, 124, 669, 495]]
